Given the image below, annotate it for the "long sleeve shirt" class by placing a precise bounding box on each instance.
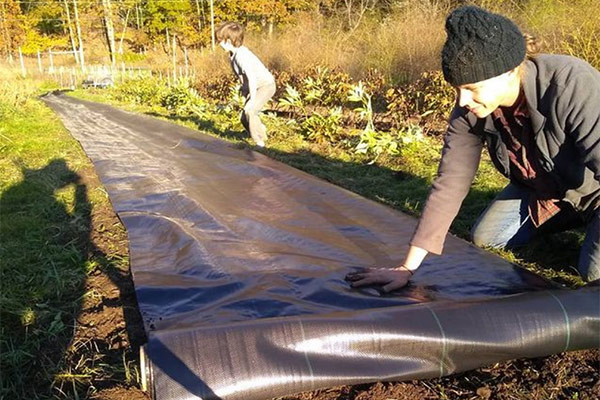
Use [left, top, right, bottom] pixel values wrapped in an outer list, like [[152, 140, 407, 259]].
[[229, 46, 275, 100]]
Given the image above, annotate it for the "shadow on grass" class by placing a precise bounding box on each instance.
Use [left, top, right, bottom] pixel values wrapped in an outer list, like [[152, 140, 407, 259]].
[[146, 111, 249, 143], [0, 159, 146, 398]]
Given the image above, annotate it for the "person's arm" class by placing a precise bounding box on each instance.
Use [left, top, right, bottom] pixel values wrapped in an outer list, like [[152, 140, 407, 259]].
[[410, 107, 484, 254], [346, 106, 483, 291], [402, 245, 429, 271]]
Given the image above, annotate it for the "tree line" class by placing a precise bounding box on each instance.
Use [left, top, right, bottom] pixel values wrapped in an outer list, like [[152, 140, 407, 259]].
[[1, 0, 402, 64]]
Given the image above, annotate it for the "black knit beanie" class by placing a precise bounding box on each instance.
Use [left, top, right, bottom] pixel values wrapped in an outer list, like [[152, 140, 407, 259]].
[[441, 6, 526, 86]]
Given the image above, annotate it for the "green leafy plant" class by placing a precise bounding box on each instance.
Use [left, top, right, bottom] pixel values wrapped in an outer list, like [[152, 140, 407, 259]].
[[348, 81, 375, 132], [217, 82, 245, 115], [161, 79, 210, 118], [349, 82, 391, 159], [300, 66, 352, 107], [112, 76, 168, 106], [397, 123, 425, 146], [355, 128, 399, 159], [278, 84, 308, 119], [302, 107, 343, 143], [278, 84, 343, 143], [350, 82, 424, 161]]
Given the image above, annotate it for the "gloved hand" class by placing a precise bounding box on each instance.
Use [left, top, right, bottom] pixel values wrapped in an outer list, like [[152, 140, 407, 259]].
[[345, 266, 413, 293]]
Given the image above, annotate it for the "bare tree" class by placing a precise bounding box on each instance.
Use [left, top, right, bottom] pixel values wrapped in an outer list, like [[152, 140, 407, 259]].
[[73, 0, 85, 70], [102, 0, 117, 67], [118, 7, 131, 55], [194, 0, 203, 35], [341, 0, 381, 31], [210, 0, 215, 50], [62, 0, 80, 65]]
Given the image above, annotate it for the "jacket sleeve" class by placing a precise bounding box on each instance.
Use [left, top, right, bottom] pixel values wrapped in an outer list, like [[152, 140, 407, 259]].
[[555, 64, 600, 182], [410, 107, 484, 254]]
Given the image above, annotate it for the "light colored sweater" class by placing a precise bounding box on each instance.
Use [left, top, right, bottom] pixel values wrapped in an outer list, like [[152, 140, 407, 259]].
[[229, 46, 275, 99]]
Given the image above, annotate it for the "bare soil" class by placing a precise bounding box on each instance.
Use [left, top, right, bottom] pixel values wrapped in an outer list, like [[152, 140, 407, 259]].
[[279, 349, 599, 400], [74, 166, 149, 399]]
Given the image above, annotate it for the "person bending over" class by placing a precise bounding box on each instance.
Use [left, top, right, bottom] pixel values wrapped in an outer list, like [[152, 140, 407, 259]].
[[216, 22, 276, 147], [347, 5, 600, 291]]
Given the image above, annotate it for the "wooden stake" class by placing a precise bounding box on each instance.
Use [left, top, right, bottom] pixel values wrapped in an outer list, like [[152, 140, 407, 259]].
[[18, 47, 26, 77], [37, 49, 42, 73], [172, 34, 177, 82], [49, 50, 55, 73]]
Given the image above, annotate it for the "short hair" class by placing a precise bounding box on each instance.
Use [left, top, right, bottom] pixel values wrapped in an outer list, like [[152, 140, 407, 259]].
[[216, 22, 244, 47]]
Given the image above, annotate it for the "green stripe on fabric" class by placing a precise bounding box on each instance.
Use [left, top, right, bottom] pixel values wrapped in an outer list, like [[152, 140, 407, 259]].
[[548, 291, 571, 352], [297, 319, 315, 378], [427, 306, 447, 378]]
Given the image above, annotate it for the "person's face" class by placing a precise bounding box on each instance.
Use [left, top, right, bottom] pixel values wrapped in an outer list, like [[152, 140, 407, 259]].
[[220, 39, 234, 52], [455, 68, 520, 118]]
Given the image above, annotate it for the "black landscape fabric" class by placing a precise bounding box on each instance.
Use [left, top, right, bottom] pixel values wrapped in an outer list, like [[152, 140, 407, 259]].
[[43, 92, 599, 400]]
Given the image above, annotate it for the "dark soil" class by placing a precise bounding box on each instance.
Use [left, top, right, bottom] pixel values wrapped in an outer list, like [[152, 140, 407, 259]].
[[79, 165, 599, 400], [278, 349, 599, 400], [73, 166, 150, 399]]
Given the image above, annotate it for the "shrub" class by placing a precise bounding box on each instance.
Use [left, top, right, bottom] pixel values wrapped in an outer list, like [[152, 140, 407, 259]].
[[385, 70, 455, 129], [302, 107, 344, 143], [193, 74, 237, 102], [112, 76, 168, 105], [355, 123, 425, 162]]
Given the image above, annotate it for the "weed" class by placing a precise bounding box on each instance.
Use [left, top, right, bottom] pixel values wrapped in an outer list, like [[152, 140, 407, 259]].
[[303, 107, 344, 143]]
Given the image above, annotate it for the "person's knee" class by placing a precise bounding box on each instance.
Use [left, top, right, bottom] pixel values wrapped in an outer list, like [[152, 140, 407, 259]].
[[471, 222, 494, 247], [580, 261, 600, 282], [586, 268, 600, 282]]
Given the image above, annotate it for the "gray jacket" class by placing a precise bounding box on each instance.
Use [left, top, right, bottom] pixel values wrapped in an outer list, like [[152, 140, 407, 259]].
[[229, 46, 275, 100], [411, 54, 600, 254]]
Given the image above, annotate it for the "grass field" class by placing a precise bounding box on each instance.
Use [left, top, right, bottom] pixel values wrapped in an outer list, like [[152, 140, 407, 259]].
[[0, 76, 147, 399]]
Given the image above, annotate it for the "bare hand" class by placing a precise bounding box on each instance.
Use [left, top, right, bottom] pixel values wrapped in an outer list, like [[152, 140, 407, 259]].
[[345, 267, 412, 293]]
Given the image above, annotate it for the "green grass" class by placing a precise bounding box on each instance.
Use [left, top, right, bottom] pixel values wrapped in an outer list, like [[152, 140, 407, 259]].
[[0, 89, 137, 398]]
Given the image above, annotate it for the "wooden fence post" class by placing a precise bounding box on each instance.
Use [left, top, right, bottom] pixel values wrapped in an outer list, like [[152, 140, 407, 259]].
[[184, 46, 189, 78], [19, 47, 26, 77], [37, 49, 42, 73], [172, 34, 177, 83], [49, 50, 55, 73]]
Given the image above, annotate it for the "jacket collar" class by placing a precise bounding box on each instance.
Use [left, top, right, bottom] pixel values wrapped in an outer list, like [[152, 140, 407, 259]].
[[521, 58, 546, 136]]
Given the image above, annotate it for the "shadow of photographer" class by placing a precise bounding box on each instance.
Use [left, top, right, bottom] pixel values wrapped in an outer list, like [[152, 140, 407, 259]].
[[1, 158, 147, 398]]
